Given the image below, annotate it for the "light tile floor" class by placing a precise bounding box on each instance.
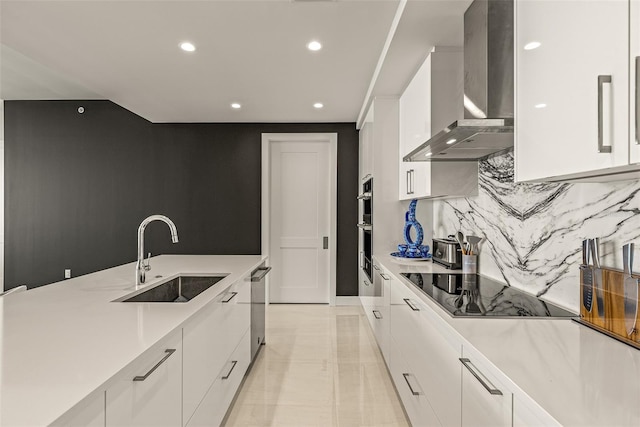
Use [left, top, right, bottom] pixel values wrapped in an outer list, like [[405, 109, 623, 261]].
[[224, 304, 410, 427]]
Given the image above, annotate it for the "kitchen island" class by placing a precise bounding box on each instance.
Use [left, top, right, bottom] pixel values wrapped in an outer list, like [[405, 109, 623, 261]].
[[0, 255, 266, 426]]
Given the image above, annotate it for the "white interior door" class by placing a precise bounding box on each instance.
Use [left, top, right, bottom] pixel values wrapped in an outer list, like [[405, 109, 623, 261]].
[[269, 140, 331, 303]]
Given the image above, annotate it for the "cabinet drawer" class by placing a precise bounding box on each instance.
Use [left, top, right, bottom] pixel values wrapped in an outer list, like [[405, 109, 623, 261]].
[[388, 337, 440, 426], [106, 330, 182, 427], [460, 346, 513, 427], [183, 275, 250, 423], [186, 327, 251, 427]]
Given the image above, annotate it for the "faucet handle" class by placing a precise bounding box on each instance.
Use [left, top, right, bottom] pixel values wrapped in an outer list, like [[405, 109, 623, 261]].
[[144, 252, 152, 271]]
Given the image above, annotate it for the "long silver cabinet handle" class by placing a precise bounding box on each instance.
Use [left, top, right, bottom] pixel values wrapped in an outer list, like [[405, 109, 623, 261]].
[[403, 298, 420, 311], [360, 251, 364, 268], [133, 349, 176, 381], [222, 291, 238, 303], [380, 273, 391, 281], [221, 360, 238, 380], [636, 57, 639, 145], [597, 75, 613, 153], [459, 358, 503, 396], [373, 310, 382, 319], [251, 266, 272, 282], [402, 373, 422, 396], [406, 170, 411, 195], [411, 169, 415, 194], [373, 264, 380, 271]]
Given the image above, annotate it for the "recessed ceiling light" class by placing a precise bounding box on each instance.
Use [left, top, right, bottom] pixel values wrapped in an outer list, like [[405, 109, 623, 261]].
[[313, 102, 324, 109], [231, 103, 241, 109], [535, 103, 547, 109], [425, 152, 433, 157], [445, 138, 457, 145], [180, 42, 196, 52], [524, 41, 541, 50], [307, 40, 322, 51]]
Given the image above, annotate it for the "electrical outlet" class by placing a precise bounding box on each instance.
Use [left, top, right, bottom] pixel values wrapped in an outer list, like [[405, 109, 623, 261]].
[[64, 269, 71, 279]]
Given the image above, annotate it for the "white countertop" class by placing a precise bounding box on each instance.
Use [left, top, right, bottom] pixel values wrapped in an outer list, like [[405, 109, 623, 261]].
[[0, 255, 266, 427], [377, 254, 640, 426]]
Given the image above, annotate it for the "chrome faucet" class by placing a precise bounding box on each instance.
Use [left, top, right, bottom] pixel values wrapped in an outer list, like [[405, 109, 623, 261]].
[[136, 215, 179, 286]]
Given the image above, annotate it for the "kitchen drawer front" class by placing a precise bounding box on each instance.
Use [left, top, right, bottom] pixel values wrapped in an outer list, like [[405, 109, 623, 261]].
[[388, 336, 440, 426], [391, 282, 462, 426], [182, 289, 232, 423], [185, 327, 251, 427], [105, 330, 182, 427], [461, 345, 513, 427]]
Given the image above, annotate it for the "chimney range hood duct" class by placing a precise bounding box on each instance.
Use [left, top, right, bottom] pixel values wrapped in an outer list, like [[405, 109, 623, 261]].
[[404, 0, 513, 162]]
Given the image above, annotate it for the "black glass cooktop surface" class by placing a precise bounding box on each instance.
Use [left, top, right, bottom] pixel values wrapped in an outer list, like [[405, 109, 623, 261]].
[[400, 272, 576, 318]]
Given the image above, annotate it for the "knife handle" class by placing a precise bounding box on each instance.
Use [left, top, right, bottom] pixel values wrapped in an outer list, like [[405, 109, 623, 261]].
[[582, 240, 589, 265], [623, 243, 634, 276], [590, 239, 601, 268]]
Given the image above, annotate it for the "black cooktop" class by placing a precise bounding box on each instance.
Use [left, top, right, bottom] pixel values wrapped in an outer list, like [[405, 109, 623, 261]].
[[400, 272, 576, 318]]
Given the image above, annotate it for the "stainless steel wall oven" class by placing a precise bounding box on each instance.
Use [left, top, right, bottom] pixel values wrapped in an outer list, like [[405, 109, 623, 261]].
[[358, 178, 373, 282]]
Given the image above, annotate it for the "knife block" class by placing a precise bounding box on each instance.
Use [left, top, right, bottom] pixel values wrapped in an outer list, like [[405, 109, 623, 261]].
[[579, 266, 640, 349]]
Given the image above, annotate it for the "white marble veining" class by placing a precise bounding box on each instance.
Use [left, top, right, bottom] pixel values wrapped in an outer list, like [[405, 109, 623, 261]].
[[0, 255, 265, 427], [434, 151, 640, 312]]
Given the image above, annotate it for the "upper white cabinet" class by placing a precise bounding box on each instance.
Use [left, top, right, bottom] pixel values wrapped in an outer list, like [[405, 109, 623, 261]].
[[631, 0, 640, 163], [399, 48, 478, 199], [515, 0, 637, 182]]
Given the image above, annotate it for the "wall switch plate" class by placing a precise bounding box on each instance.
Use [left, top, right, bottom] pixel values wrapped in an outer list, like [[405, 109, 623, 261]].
[[64, 269, 71, 279]]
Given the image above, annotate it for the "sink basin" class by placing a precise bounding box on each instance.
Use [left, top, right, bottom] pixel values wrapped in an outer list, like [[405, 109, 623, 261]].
[[116, 275, 228, 303]]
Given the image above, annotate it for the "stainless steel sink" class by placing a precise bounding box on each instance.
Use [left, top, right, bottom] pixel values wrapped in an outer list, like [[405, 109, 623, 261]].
[[115, 275, 228, 303]]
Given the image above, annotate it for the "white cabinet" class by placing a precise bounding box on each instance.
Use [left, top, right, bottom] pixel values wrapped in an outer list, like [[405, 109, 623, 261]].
[[460, 345, 512, 427], [389, 273, 462, 427], [515, 0, 634, 182], [388, 336, 441, 426], [631, 0, 640, 163], [361, 257, 391, 362], [183, 273, 251, 425], [52, 390, 105, 427], [105, 330, 182, 427], [186, 328, 251, 427], [398, 48, 478, 199]]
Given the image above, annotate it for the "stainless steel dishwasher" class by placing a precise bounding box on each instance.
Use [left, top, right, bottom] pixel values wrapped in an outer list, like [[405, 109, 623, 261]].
[[250, 265, 271, 361]]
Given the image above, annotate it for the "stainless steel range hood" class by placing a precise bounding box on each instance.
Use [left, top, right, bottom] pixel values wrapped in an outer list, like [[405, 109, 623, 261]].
[[404, 0, 513, 162]]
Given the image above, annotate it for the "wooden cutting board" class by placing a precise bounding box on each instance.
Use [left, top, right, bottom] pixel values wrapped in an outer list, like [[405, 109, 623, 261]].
[[579, 266, 639, 348]]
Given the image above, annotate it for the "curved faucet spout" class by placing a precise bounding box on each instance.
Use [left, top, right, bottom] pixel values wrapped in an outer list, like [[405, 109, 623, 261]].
[[136, 215, 179, 286]]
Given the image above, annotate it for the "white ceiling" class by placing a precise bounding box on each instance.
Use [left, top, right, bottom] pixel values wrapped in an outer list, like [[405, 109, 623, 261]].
[[0, 0, 471, 124]]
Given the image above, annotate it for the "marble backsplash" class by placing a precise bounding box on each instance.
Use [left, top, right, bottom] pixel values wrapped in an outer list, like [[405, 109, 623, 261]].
[[433, 151, 640, 313]]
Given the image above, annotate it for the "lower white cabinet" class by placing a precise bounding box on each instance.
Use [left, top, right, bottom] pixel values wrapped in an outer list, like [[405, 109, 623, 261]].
[[186, 328, 251, 427], [51, 390, 105, 427], [460, 345, 512, 427], [105, 330, 183, 427], [388, 336, 441, 426], [368, 262, 561, 427], [183, 272, 251, 425], [390, 277, 462, 426]]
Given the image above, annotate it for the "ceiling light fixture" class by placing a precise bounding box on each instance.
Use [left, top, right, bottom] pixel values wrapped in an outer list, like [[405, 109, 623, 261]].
[[535, 103, 547, 109], [180, 42, 196, 52], [231, 103, 241, 109], [307, 40, 322, 51], [524, 41, 541, 50], [425, 152, 433, 157], [445, 138, 457, 145], [313, 102, 324, 109]]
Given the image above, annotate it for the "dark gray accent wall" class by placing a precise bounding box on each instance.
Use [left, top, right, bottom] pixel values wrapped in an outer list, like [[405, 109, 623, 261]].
[[5, 100, 358, 295]]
